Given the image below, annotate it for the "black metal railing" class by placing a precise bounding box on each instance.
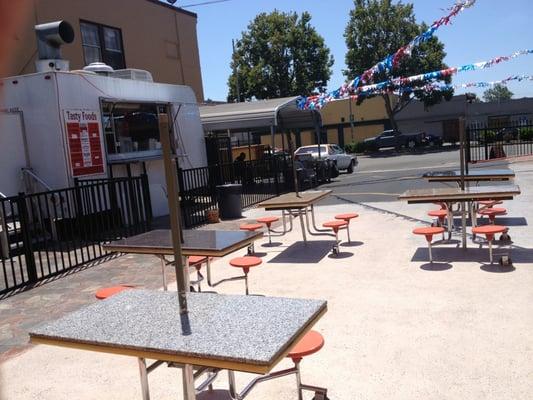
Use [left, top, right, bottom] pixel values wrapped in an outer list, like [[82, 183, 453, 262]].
[[467, 119, 533, 162], [0, 175, 152, 296], [178, 157, 294, 227]]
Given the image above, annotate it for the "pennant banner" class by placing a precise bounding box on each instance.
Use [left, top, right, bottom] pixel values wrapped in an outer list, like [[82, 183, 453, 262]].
[[299, 0, 477, 110], [299, 49, 533, 110]]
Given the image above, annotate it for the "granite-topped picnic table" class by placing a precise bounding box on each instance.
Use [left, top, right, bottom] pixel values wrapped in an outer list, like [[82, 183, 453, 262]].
[[398, 184, 521, 248], [258, 190, 333, 243], [103, 229, 263, 291], [422, 168, 515, 183], [29, 290, 327, 399]]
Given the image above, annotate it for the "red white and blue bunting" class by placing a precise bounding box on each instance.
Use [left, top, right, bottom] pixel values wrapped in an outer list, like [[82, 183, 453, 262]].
[[299, 0, 477, 110]]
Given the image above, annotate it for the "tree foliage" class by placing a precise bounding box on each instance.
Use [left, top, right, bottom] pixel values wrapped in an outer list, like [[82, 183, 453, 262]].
[[344, 0, 453, 130], [483, 84, 514, 102], [228, 10, 334, 101]]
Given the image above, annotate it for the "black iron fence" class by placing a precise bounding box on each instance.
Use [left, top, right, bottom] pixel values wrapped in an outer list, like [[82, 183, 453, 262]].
[[178, 157, 294, 227], [467, 119, 533, 162], [0, 175, 152, 296]]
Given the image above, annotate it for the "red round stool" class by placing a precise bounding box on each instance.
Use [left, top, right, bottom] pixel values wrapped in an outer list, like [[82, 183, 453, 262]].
[[287, 330, 328, 399], [427, 209, 448, 240], [413, 226, 446, 263], [478, 207, 507, 224], [472, 225, 508, 264], [188, 255, 209, 292], [229, 256, 262, 295], [432, 202, 447, 210], [334, 213, 358, 242], [239, 223, 263, 254], [256, 216, 280, 244], [95, 285, 133, 300], [323, 220, 348, 255], [478, 200, 503, 208]]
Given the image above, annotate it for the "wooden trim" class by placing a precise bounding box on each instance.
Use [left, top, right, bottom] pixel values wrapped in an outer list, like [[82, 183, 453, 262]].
[[259, 191, 332, 209], [102, 234, 263, 257], [29, 305, 327, 375]]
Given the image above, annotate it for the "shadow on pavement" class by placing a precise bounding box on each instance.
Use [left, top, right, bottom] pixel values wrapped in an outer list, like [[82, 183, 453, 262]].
[[268, 240, 336, 264], [328, 251, 354, 259], [340, 241, 364, 247], [411, 246, 533, 266], [480, 263, 516, 273], [452, 217, 528, 227], [420, 262, 453, 271], [261, 242, 284, 247]]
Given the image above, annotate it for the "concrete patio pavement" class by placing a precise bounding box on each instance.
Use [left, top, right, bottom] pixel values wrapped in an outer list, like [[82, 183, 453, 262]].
[[1, 159, 532, 400]]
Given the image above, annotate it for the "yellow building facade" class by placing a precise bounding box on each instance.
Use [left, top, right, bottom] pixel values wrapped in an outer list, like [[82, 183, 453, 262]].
[[260, 96, 394, 150]]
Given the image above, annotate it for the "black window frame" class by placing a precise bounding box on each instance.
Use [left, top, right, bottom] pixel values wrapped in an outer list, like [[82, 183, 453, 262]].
[[80, 20, 126, 70]]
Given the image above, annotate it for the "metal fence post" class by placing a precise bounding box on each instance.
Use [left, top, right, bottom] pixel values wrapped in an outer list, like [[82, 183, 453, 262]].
[[484, 128, 489, 161], [17, 192, 38, 283]]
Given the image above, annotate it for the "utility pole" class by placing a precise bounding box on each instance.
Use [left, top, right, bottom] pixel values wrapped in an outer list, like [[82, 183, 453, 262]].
[[232, 39, 241, 102]]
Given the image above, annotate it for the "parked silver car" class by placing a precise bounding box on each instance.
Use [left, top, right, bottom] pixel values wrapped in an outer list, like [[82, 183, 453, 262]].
[[294, 144, 358, 173]]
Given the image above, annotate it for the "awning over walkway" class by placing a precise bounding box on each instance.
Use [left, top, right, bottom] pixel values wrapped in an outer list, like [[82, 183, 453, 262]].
[[199, 96, 321, 132]]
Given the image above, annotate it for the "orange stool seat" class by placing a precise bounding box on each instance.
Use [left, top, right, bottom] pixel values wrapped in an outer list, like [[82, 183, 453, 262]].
[[334, 213, 358, 221], [287, 330, 324, 362], [478, 207, 507, 224], [413, 227, 445, 263], [479, 200, 503, 207], [229, 256, 262, 295], [256, 216, 280, 226], [472, 225, 508, 263], [428, 210, 448, 230], [95, 285, 132, 300], [472, 224, 507, 240], [322, 220, 348, 232], [478, 207, 507, 216], [413, 226, 446, 241], [256, 216, 280, 244], [239, 223, 263, 231], [229, 256, 262, 272], [188, 255, 208, 266], [428, 209, 448, 218], [334, 213, 358, 243]]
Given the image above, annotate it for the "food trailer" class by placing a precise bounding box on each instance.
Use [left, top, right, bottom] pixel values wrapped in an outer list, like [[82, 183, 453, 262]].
[[0, 70, 207, 217]]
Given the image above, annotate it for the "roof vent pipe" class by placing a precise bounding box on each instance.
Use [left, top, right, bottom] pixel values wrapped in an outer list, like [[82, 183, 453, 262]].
[[34, 20, 74, 72]]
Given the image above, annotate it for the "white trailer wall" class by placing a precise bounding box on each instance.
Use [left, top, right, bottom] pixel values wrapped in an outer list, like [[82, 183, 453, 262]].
[[0, 71, 208, 217], [0, 110, 28, 196]]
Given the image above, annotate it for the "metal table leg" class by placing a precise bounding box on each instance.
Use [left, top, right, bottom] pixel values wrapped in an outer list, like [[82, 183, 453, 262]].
[[138, 358, 151, 400], [158, 256, 168, 291], [182, 364, 196, 400], [299, 211, 307, 243], [461, 201, 467, 249]]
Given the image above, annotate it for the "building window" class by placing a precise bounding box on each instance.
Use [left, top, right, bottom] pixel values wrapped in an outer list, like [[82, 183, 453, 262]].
[[80, 21, 125, 70]]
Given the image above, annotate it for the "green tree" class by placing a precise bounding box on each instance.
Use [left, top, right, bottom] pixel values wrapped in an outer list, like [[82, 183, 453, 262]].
[[483, 84, 513, 102], [344, 0, 453, 131], [228, 10, 334, 101]]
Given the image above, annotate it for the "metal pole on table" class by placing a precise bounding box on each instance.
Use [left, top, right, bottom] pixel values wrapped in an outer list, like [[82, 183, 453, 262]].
[[158, 111, 189, 314], [459, 116, 467, 248]]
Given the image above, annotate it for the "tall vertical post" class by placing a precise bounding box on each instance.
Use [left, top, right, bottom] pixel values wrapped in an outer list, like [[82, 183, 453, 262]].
[[459, 116, 466, 191], [158, 111, 188, 314], [232, 39, 241, 103], [349, 97, 355, 143]]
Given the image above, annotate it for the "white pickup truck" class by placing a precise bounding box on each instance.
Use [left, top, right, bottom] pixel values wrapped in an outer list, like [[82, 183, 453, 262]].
[[294, 144, 358, 173]]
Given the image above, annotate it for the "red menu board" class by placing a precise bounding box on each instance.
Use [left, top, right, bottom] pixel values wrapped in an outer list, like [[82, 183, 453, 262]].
[[64, 110, 105, 177]]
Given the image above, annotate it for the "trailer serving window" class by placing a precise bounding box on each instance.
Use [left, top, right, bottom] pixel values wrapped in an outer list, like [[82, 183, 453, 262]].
[[101, 101, 165, 162]]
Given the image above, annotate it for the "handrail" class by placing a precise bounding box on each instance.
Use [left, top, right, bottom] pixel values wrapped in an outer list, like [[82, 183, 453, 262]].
[[21, 168, 54, 192], [0, 191, 7, 199]]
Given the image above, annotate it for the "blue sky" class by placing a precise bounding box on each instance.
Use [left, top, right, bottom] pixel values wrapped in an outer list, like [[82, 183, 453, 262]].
[[186, 0, 533, 101]]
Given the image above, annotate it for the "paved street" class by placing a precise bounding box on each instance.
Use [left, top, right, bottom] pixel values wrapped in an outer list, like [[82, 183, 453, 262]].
[[321, 148, 511, 204]]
